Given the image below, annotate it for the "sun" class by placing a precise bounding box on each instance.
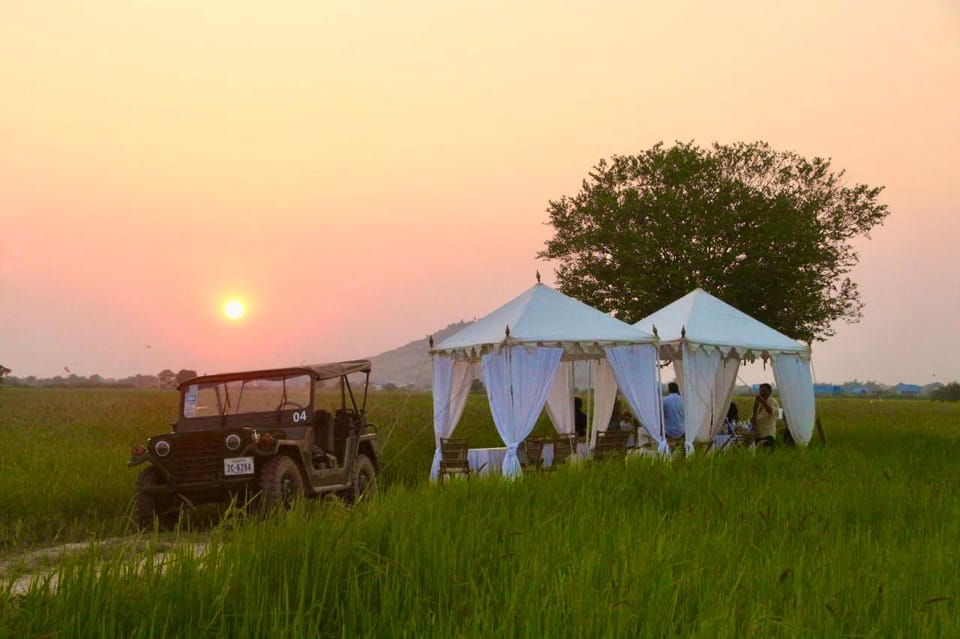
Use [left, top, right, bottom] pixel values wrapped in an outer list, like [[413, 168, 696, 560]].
[[223, 299, 246, 321]]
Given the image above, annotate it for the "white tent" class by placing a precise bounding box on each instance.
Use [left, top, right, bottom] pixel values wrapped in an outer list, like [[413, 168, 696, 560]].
[[635, 288, 815, 453], [430, 282, 664, 478]]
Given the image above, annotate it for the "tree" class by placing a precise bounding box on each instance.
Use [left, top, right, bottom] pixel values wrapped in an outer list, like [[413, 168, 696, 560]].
[[176, 369, 199, 386], [931, 382, 960, 402], [538, 141, 889, 342]]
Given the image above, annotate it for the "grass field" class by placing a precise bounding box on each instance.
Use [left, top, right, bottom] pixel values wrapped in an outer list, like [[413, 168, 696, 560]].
[[1, 389, 958, 636]]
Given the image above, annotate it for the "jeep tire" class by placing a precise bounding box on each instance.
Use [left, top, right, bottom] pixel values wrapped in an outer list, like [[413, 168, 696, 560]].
[[260, 455, 305, 510], [135, 466, 177, 531], [347, 454, 377, 504]]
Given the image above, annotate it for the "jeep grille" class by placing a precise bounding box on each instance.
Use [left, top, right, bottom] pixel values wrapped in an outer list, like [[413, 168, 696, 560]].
[[163, 431, 230, 483]]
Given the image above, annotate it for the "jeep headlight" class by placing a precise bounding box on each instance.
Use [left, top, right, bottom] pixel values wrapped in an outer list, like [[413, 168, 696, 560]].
[[225, 433, 242, 451], [154, 439, 171, 457]]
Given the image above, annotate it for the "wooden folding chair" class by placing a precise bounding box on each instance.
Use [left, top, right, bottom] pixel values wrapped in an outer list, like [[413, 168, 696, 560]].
[[594, 430, 631, 461], [438, 437, 471, 483], [550, 433, 577, 468], [522, 436, 549, 472]]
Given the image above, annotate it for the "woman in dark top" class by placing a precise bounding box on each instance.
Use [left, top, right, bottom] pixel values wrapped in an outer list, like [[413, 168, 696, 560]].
[[724, 402, 739, 434]]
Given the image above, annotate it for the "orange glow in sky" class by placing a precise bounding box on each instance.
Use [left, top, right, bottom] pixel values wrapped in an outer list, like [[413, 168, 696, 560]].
[[1, 1, 958, 383]]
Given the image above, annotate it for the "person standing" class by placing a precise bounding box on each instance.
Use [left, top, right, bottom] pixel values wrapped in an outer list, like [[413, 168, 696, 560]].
[[662, 382, 684, 439], [574, 397, 588, 438], [751, 383, 780, 448]]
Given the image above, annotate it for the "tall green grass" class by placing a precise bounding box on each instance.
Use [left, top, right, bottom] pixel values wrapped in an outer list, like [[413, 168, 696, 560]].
[[0, 389, 176, 549], [1, 390, 958, 636], [0, 387, 533, 549]]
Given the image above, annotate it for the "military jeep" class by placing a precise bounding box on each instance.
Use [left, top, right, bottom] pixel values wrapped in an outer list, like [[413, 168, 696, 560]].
[[129, 360, 380, 529]]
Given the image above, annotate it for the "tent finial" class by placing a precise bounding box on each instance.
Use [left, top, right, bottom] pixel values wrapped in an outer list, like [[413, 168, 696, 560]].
[[428, 335, 434, 348], [681, 325, 686, 338], [652, 324, 658, 337], [505, 324, 511, 338], [536, 270, 541, 283]]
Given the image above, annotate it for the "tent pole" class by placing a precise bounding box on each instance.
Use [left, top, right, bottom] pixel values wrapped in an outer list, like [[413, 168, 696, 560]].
[[587, 360, 593, 447]]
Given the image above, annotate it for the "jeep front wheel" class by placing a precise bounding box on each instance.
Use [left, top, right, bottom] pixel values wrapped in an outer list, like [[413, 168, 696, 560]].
[[260, 456, 305, 510], [135, 466, 177, 530], [347, 454, 377, 504]]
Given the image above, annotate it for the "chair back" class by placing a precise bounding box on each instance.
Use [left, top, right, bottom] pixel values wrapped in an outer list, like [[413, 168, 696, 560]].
[[314, 409, 334, 452], [523, 436, 549, 471], [439, 437, 471, 481], [551, 433, 577, 466], [666, 435, 685, 451], [594, 430, 631, 460]]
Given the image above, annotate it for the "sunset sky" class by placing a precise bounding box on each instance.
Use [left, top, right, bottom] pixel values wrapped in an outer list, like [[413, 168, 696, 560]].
[[1, 1, 958, 385]]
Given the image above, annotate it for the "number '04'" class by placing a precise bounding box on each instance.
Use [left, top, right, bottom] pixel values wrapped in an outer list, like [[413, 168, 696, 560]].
[[293, 410, 307, 423]]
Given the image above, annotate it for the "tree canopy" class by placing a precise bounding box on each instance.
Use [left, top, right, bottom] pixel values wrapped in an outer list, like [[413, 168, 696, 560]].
[[539, 141, 889, 342], [931, 382, 960, 402]]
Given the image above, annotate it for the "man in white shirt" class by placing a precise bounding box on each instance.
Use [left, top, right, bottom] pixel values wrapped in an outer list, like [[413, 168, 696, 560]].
[[751, 383, 780, 449]]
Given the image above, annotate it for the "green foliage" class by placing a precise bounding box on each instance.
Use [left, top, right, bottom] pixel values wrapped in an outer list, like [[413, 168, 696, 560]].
[[0, 389, 177, 550], [539, 141, 889, 342], [931, 382, 960, 402], [175, 369, 198, 386]]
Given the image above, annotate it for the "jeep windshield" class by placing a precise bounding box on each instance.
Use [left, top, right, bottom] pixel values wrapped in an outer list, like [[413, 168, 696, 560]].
[[182, 373, 312, 420]]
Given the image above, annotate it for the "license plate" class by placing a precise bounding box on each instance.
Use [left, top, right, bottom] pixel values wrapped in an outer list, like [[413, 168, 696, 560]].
[[224, 457, 255, 476]]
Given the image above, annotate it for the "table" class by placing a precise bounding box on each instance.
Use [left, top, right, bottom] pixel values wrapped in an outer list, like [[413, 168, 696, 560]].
[[712, 434, 733, 451], [468, 443, 591, 476], [467, 447, 508, 476], [541, 442, 590, 466]]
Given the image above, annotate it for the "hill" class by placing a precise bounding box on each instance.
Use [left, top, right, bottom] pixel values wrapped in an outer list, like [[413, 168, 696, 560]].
[[366, 321, 470, 388], [365, 321, 610, 390]]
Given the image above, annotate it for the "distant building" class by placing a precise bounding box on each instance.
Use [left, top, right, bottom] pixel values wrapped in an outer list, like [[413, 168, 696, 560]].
[[846, 385, 871, 396], [814, 384, 843, 396], [893, 383, 921, 397], [157, 369, 177, 389]]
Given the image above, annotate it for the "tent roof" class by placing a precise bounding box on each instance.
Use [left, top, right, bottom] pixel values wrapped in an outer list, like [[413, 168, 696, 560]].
[[634, 288, 809, 358], [433, 283, 656, 359]]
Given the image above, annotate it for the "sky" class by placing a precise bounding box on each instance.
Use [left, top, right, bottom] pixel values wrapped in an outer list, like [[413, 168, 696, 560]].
[[1, 1, 958, 385]]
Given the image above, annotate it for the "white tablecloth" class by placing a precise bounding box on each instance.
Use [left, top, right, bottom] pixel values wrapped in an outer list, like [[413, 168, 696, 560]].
[[541, 442, 590, 466], [467, 447, 508, 476], [712, 434, 733, 450], [469, 443, 590, 476]]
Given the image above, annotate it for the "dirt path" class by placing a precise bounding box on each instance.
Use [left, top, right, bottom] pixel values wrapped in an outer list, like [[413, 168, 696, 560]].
[[1, 536, 208, 596]]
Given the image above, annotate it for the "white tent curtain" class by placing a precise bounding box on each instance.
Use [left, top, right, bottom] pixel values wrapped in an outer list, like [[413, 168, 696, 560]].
[[680, 345, 723, 455], [544, 361, 575, 435], [772, 354, 816, 445], [430, 358, 480, 480], [707, 358, 741, 439], [589, 358, 618, 448], [482, 345, 564, 478], [604, 344, 668, 453]]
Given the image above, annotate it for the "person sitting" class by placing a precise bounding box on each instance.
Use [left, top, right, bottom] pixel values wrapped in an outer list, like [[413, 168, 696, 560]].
[[751, 383, 779, 449], [619, 410, 638, 447], [723, 402, 739, 435], [663, 382, 684, 441], [574, 397, 588, 438], [608, 399, 624, 431], [634, 423, 656, 449]]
